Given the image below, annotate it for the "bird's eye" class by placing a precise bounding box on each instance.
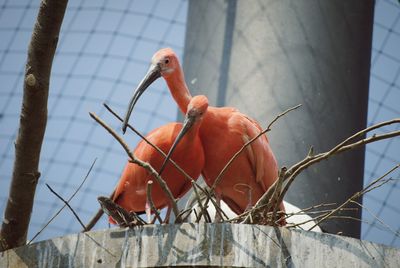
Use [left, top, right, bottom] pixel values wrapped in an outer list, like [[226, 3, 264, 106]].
[[165, 59, 170, 64]]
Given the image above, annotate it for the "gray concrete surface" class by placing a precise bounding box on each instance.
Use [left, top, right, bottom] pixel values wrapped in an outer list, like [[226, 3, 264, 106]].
[[182, 0, 374, 238], [1, 223, 398, 267]]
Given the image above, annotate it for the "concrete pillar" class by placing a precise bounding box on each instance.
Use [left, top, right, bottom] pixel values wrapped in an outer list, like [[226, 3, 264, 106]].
[[183, 0, 374, 237]]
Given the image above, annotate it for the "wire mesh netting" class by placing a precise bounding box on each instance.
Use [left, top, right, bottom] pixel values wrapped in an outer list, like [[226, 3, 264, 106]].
[[0, 0, 187, 242], [362, 0, 400, 247], [0, 0, 399, 248]]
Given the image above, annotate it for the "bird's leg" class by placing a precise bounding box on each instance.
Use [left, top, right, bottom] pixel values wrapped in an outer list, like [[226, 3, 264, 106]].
[[234, 183, 253, 211], [145, 201, 151, 224], [245, 186, 253, 212]]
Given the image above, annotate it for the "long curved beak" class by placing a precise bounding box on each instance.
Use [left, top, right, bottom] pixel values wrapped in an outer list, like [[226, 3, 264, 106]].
[[158, 115, 196, 176], [122, 64, 161, 134]]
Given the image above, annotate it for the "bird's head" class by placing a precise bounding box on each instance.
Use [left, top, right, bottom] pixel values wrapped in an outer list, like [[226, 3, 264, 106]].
[[121, 48, 181, 134], [186, 95, 208, 123], [151, 48, 179, 78], [157, 95, 208, 175]]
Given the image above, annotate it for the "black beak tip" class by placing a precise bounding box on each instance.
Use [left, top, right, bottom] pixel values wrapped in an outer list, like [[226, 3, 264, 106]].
[[122, 124, 127, 134]]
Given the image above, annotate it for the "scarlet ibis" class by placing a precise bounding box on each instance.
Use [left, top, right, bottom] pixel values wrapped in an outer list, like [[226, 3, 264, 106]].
[[122, 48, 285, 220], [111, 95, 208, 223]]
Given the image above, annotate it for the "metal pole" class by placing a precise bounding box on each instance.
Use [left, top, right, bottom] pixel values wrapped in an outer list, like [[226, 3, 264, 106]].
[[182, 0, 374, 237]]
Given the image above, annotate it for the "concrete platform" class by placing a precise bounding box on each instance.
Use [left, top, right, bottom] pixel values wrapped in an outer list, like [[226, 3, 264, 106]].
[[1, 223, 398, 267]]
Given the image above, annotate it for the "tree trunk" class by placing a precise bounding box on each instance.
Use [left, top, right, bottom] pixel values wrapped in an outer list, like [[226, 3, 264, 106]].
[[0, 0, 69, 251]]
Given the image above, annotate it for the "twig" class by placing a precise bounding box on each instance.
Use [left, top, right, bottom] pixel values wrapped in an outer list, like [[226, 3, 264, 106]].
[[146, 181, 163, 224], [245, 119, 400, 225], [29, 159, 96, 244], [192, 182, 211, 223], [104, 103, 196, 183], [270, 167, 286, 225], [103, 103, 218, 222], [285, 207, 356, 218], [351, 200, 400, 238], [280, 123, 400, 198], [308, 164, 399, 231], [201, 105, 301, 223], [46, 184, 87, 231], [89, 112, 181, 222], [83, 189, 115, 232], [83, 103, 199, 229], [285, 213, 329, 229]]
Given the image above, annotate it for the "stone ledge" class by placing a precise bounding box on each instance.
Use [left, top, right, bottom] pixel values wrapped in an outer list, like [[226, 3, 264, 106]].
[[1, 223, 398, 267]]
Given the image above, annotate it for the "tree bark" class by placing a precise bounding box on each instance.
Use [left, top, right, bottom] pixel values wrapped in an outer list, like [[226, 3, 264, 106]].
[[0, 0, 68, 251]]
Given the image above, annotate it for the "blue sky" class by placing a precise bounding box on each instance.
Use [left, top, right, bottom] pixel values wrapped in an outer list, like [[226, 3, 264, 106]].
[[0, 0, 399, 247]]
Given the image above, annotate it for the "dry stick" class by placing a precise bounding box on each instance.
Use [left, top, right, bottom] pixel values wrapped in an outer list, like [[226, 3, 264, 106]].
[[308, 164, 400, 231], [200, 191, 230, 221], [287, 119, 400, 176], [104, 103, 196, 183], [283, 207, 357, 230], [277, 129, 400, 209], [201, 104, 302, 221], [350, 200, 400, 238], [285, 213, 330, 229], [0, 0, 69, 252], [146, 181, 163, 224], [103, 103, 224, 221], [188, 186, 230, 222], [84, 193, 112, 232], [176, 208, 195, 223], [285, 207, 356, 218], [29, 159, 96, 244], [105, 103, 213, 199], [89, 112, 181, 222], [232, 202, 339, 223], [192, 182, 212, 223], [283, 203, 337, 218], [85, 104, 215, 230], [269, 167, 287, 225], [46, 184, 87, 231], [244, 121, 400, 224]]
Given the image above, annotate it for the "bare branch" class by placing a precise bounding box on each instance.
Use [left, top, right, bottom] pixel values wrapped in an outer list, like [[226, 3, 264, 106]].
[[196, 105, 301, 224], [241, 118, 400, 226], [308, 164, 399, 230], [350, 200, 400, 238], [277, 122, 400, 208], [89, 112, 181, 222], [85, 104, 212, 230], [0, 0, 68, 251], [29, 159, 96, 244], [46, 184, 87, 231], [192, 182, 211, 223], [84, 198, 108, 232], [146, 181, 163, 224], [103, 103, 198, 183]]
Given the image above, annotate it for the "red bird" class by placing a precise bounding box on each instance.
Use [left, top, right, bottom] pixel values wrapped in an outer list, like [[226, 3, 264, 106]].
[[122, 48, 285, 221], [112, 95, 208, 223]]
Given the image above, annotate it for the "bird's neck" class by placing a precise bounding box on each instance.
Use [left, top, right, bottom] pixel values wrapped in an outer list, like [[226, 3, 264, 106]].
[[165, 68, 192, 114]]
